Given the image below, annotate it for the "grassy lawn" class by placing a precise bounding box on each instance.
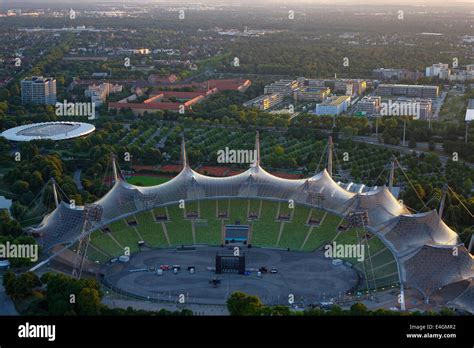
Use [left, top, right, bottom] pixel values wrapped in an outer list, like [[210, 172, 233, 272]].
[[229, 199, 248, 223], [89, 230, 123, 257], [248, 199, 260, 215], [278, 205, 311, 250], [127, 176, 170, 186], [85, 245, 111, 264], [165, 205, 194, 245], [135, 211, 169, 247], [108, 220, 140, 253], [195, 200, 221, 245], [251, 201, 280, 247], [302, 214, 341, 251]]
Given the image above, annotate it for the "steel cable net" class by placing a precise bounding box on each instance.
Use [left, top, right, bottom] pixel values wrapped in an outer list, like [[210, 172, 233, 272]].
[[448, 280, 474, 313], [377, 210, 460, 257], [345, 187, 410, 227], [28, 202, 86, 249], [404, 245, 474, 297]]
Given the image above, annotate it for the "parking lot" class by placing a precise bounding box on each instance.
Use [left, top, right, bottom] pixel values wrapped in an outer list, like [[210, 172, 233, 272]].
[[103, 246, 359, 306]]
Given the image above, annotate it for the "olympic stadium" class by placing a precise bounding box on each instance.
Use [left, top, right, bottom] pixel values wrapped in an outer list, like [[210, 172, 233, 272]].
[[0, 121, 95, 141], [27, 135, 474, 312]]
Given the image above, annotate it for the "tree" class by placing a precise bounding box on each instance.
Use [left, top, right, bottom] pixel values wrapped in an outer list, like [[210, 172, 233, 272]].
[[11, 180, 29, 195], [408, 137, 417, 149], [274, 145, 285, 156], [227, 292, 263, 316], [350, 302, 368, 315], [77, 288, 102, 315]]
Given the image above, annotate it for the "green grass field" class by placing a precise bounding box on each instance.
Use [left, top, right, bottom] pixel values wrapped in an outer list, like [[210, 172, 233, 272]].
[[195, 200, 222, 245], [301, 213, 341, 251], [229, 199, 249, 223], [108, 220, 141, 253], [165, 204, 194, 245], [89, 230, 123, 257], [135, 211, 169, 247], [278, 205, 312, 250], [127, 176, 170, 186], [251, 201, 281, 247]]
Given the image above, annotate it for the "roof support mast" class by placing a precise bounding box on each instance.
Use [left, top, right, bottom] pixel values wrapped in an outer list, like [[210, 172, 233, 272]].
[[51, 178, 59, 208], [327, 136, 333, 177], [181, 136, 189, 170], [388, 157, 396, 192], [439, 184, 449, 218], [254, 131, 261, 167]]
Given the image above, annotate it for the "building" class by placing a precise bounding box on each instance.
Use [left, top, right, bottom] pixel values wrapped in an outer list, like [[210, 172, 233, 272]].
[[243, 93, 283, 111], [355, 96, 381, 115], [379, 98, 432, 120], [466, 99, 474, 122], [449, 69, 474, 82], [108, 89, 216, 116], [425, 63, 450, 78], [27, 136, 474, 313], [264, 80, 298, 96], [85, 83, 123, 106], [315, 96, 351, 116], [293, 87, 330, 102], [377, 84, 439, 98], [21, 76, 57, 105], [373, 68, 403, 80]]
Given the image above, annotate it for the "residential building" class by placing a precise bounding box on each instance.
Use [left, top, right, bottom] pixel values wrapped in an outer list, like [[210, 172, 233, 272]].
[[21, 76, 57, 105]]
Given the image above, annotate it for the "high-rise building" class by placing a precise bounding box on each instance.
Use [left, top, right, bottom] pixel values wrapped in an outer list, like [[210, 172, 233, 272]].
[[21, 76, 57, 105]]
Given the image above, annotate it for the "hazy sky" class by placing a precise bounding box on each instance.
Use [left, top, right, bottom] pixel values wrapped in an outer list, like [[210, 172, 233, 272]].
[[2, 0, 473, 7]]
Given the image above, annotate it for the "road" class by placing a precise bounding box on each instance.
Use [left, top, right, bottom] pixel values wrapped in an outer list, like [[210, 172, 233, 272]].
[[73, 169, 83, 191]]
